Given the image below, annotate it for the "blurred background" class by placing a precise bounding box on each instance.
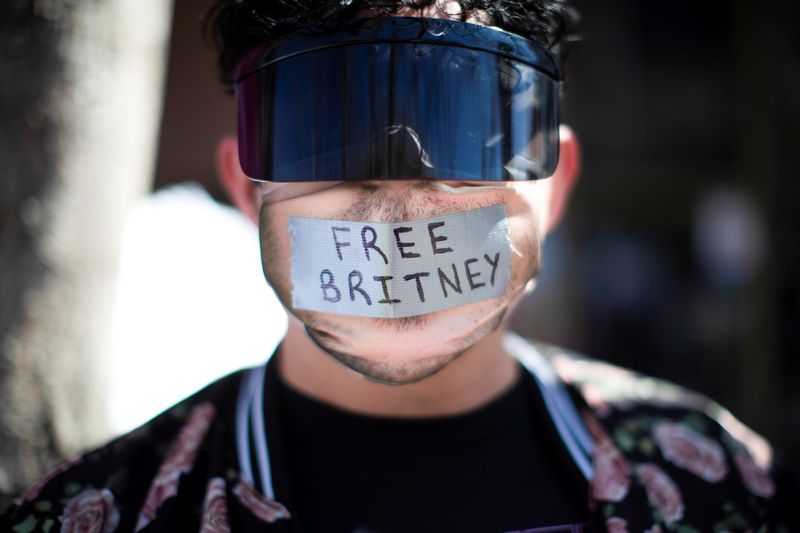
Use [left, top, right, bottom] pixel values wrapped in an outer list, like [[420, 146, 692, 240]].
[[1, 0, 797, 504], [518, 0, 800, 463]]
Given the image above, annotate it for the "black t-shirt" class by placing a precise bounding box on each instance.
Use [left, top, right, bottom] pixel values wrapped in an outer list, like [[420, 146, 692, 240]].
[[273, 366, 588, 533]]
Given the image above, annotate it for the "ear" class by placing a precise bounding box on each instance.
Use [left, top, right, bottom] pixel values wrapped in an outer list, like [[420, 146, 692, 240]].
[[544, 125, 581, 233], [216, 135, 259, 224]]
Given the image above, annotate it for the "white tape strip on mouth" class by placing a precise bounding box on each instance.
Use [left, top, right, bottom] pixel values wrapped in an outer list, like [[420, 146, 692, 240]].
[[289, 205, 511, 318]]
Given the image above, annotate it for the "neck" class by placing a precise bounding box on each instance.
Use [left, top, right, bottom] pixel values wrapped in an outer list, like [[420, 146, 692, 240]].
[[278, 319, 519, 418]]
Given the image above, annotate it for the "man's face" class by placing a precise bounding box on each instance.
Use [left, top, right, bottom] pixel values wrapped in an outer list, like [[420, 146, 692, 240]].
[[257, 178, 553, 384], [231, 7, 575, 385]]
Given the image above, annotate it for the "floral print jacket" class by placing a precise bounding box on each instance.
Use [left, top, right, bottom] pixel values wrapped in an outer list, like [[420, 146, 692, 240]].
[[1, 336, 796, 532]]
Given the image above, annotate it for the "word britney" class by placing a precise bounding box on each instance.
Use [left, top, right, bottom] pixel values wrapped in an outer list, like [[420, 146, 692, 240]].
[[290, 205, 511, 318]]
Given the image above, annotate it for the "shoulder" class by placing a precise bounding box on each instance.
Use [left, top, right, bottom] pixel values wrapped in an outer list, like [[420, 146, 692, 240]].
[[0, 370, 245, 532], [529, 339, 798, 531], [533, 340, 772, 470]]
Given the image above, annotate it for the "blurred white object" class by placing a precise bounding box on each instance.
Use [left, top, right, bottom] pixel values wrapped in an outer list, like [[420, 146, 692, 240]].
[[109, 183, 287, 434], [693, 185, 767, 289]]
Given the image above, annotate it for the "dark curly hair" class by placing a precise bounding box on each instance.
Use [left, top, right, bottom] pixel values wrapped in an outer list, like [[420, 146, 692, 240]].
[[205, 0, 580, 90]]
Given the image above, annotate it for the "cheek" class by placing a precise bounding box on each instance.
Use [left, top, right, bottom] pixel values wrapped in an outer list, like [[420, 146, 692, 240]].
[[504, 196, 543, 289], [258, 204, 295, 301]]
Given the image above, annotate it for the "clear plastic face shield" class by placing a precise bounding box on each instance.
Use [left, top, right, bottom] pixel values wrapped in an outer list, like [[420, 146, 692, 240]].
[[234, 16, 562, 203]]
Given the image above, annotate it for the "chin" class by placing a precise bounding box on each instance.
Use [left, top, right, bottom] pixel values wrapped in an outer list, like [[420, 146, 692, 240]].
[[300, 296, 509, 384]]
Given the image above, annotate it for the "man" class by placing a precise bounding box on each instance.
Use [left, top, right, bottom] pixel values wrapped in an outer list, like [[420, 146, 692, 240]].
[[2, 1, 796, 532]]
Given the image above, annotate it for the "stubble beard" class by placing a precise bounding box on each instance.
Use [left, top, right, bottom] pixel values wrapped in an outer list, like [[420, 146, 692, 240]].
[[301, 303, 508, 385], [304, 324, 465, 385]]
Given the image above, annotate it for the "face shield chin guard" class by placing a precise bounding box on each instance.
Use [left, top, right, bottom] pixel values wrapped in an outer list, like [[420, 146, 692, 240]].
[[235, 16, 562, 183]]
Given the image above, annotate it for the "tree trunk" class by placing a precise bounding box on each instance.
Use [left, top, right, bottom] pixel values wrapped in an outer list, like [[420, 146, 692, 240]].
[[0, 0, 172, 509]]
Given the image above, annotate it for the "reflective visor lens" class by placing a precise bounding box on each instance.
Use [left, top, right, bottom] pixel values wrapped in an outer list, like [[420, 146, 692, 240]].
[[236, 17, 561, 182]]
